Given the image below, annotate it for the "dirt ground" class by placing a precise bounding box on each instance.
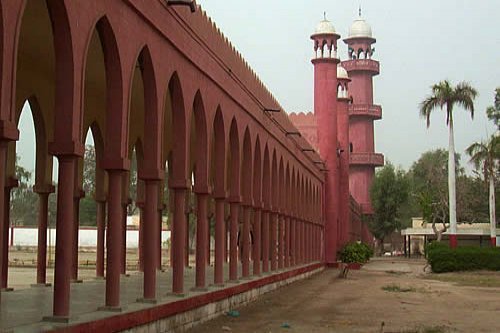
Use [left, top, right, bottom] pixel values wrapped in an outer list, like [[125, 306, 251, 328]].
[[186, 258, 500, 333]]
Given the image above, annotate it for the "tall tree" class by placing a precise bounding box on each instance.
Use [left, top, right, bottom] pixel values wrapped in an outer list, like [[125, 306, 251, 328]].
[[10, 157, 38, 226], [369, 162, 409, 252], [486, 88, 500, 131], [419, 80, 478, 247], [466, 135, 500, 246]]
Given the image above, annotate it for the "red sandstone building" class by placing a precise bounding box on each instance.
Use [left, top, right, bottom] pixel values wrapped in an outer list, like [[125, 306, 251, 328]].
[[0, 2, 382, 331], [290, 13, 384, 261]]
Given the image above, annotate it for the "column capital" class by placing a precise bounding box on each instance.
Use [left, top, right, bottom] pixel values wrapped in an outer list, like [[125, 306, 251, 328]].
[[49, 141, 84, 158], [227, 195, 242, 203], [33, 183, 56, 194], [168, 178, 190, 189], [193, 184, 212, 195], [0, 120, 19, 141]]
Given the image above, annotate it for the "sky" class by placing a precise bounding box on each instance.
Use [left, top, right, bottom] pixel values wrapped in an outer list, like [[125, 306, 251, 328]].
[[17, 0, 500, 177]]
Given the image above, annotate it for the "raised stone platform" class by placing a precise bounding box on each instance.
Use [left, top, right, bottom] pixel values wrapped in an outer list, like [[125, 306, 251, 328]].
[[0, 263, 323, 332]]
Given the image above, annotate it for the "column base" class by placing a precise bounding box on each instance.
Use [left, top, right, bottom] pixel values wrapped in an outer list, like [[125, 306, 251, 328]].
[[98, 305, 123, 312], [43, 315, 70, 323], [449, 234, 458, 248], [136, 297, 157, 304], [210, 283, 225, 288], [31, 283, 51, 288]]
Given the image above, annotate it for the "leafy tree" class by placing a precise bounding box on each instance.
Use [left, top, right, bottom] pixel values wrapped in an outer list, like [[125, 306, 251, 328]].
[[10, 157, 38, 226], [466, 135, 500, 243], [486, 88, 500, 131], [420, 80, 478, 244], [82, 144, 96, 196], [369, 162, 409, 251]]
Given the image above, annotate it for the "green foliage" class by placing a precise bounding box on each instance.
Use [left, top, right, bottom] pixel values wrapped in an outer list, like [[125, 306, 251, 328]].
[[426, 242, 500, 273], [10, 158, 38, 226], [486, 87, 500, 131], [369, 162, 409, 242], [339, 242, 373, 264]]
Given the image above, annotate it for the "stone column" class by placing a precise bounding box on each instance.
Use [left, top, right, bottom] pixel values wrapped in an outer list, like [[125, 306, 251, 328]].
[[104, 170, 124, 309], [229, 201, 239, 281], [142, 180, 159, 301], [194, 192, 208, 290], [277, 214, 284, 270], [71, 189, 84, 282], [270, 211, 278, 271], [214, 197, 225, 285], [34, 184, 54, 286], [172, 187, 187, 295], [284, 216, 290, 268], [252, 205, 262, 276], [1, 177, 17, 290], [52, 155, 77, 317], [241, 205, 251, 278], [95, 198, 106, 278], [261, 208, 270, 273]]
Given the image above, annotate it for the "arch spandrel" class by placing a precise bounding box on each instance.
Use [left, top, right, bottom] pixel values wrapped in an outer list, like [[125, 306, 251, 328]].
[[210, 106, 226, 198], [261, 143, 271, 209], [227, 117, 240, 202], [252, 136, 262, 207], [241, 126, 253, 205], [190, 90, 209, 193]]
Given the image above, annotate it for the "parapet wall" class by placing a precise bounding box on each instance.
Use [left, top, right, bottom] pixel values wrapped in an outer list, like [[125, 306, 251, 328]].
[[288, 112, 318, 151]]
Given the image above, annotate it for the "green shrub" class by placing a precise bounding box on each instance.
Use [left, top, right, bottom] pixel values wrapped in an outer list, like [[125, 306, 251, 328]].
[[426, 242, 500, 273], [339, 242, 373, 264]]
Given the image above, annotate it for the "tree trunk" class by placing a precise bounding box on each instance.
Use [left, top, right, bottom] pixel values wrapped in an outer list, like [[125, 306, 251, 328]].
[[489, 176, 496, 246], [448, 117, 457, 237]]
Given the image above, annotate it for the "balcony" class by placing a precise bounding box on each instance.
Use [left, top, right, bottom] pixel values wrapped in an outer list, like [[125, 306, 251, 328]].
[[348, 104, 382, 120], [349, 152, 384, 167], [342, 59, 379, 75]]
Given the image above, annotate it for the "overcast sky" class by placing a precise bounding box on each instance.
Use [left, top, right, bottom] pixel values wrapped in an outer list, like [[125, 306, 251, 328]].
[[17, 0, 500, 177]]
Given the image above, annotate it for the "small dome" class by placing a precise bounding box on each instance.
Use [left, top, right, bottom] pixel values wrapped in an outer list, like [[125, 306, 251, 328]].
[[313, 19, 336, 36], [337, 65, 349, 80], [348, 18, 372, 38]]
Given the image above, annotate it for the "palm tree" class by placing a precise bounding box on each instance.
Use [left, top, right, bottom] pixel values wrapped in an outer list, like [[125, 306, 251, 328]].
[[419, 80, 478, 247], [466, 135, 500, 246]]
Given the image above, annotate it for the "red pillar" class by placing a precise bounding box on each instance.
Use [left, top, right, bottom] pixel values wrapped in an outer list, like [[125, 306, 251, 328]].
[[252, 206, 261, 276], [157, 205, 163, 270], [184, 190, 190, 268], [261, 209, 270, 273], [270, 212, 277, 271], [241, 205, 251, 278], [195, 192, 208, 289], [121, 199, 128, 275], [96, 199, 106, 278], [278, 214, 284, 269], [172, 187, 186, 294], [0, 143, 7, 304], [214, 198, 225, 285], [137, 202, 144, 271], [284, 216, 290, 268], [229, 201, 239, 281], [104, 170, 123, 309], [1, 180, 15, 290], [290, 218, 296, 266], [35, 188, 52, 285], [142, 180, 159, 301], [53, 156, 77, 318], [72, 190, 84, 282]]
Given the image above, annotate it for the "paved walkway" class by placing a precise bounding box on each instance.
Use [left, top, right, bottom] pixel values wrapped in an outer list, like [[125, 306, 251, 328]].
[[0, 263, 313, 332]]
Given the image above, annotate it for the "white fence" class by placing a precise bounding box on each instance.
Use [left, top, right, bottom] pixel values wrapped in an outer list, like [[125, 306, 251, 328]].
[[8, 227, 171, 248]]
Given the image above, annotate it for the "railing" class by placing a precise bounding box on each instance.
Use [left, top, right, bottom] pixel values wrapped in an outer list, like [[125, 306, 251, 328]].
[[348, 104, 382, 119], [342, 59, 380, 74], [349, 152, 384, 166]]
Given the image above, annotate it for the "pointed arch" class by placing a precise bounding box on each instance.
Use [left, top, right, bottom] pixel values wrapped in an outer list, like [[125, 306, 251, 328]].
[[191, 90, 209, 191], [211, 106, 226, 197], [168, 72, 188, 185], [262, 143, 271, 208], [271, 149, 278, 209], [228, 117, 240, 200], [252, 136, 262, 206], [241, 127, 253, 204]]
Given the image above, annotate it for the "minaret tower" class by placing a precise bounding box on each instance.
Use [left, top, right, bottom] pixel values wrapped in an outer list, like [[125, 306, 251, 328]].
[[342, 10, 384, 221], [336, 65, 351, 247], [311, 15, 341, 264]]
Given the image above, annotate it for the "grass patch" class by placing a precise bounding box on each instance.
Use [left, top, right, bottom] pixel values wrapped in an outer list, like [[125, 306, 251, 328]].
[[397, 325, 452, 333], [424, 271, 500, 288], [381, 283, 416, 293], [385, 270, 408, 275]]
